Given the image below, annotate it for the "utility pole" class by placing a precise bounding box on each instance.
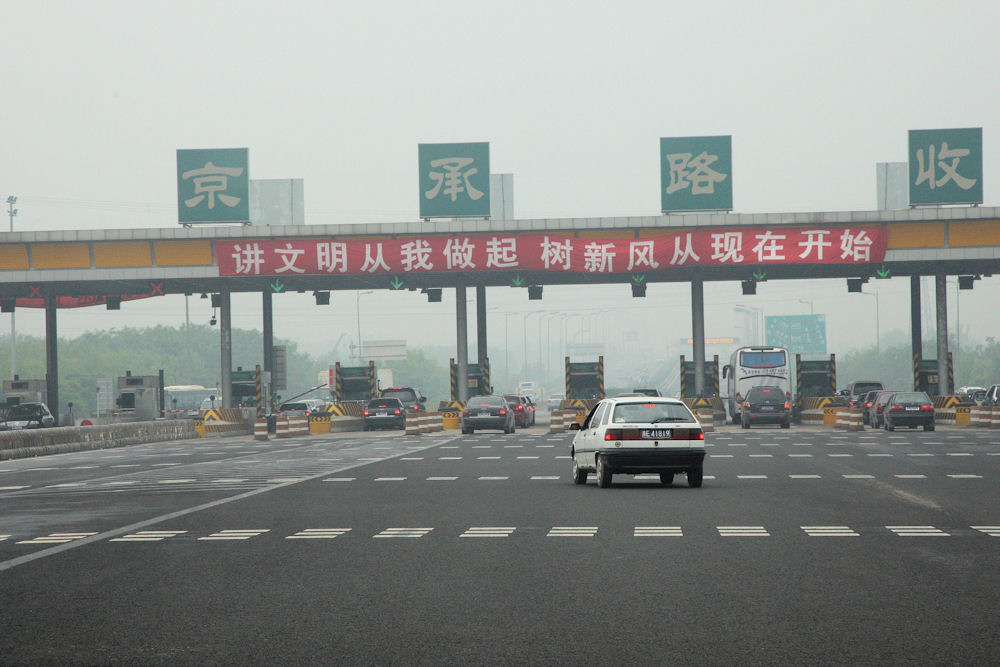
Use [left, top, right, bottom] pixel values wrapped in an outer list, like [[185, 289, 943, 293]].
[[6, 195, 16, 379]]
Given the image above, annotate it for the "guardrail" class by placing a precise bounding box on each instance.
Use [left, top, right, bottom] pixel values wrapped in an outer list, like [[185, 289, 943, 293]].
[[0, 420, 197, 460]]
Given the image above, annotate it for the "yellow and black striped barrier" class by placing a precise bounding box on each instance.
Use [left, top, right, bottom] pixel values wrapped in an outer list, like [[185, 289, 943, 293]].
[[309, 414, 331, 435]]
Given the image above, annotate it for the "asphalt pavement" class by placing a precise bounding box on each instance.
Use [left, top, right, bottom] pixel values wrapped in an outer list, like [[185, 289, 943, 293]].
[[1, 421, 998, 664]]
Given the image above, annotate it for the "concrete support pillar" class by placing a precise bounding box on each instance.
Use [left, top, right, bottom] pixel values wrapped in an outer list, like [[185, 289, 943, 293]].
[[44, 295, 59, 425], [476, 285, 487, 369], [910, 275, 922, 390], [456, 282, 469, 402], [262, 290, 274, 409], [220, 291, 233, 409], [935, 274, 949, 395], [691, 277, 706, 397]]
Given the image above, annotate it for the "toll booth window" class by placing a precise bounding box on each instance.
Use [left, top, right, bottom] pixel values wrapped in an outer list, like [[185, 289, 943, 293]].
[[119, 393, 136, 409], [740, 351, 786, 368]]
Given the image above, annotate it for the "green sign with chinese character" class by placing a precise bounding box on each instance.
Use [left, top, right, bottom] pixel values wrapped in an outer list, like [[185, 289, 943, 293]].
[[418, 142, 490, 218], [765, 314, 827, 355], [177, 148, 250, 224], [660, 135, 732, 213], [908, 128, 982, 205]]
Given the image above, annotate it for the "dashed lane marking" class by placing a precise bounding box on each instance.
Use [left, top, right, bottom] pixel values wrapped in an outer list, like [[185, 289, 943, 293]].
[[322, 477, 355, 482], [789, 475, 822, 479], [802, 526, 859, 537], [439, 457, 463, 460], [198, 529, 270, 541], [479, 476, 509, 481], [789, 454, 813, 458], [478, 456, 501, 460], [531, 476, 561, 480], [718, 526, 770, 537], [426, 477, 457, 481], [844, 475, 875, 479], [634, 526, 683, 537], [374, 528, 433, 538], [460, 527, 516, 538], [0, 535, 9, 541], [517, 456, 540, 460], [972, 526, 1000, 537], [374, 477, 406, 482], [887, 526, 949, 537], [17, 532, 98, 545], [548, 527, 598, 537], [948, 474, 983, 478], [286, 529, 351, 539], [0, 486, 30, 490], [110, 530, 187, 542], [737, 475, 768, 479], [895, 475, 927, 479], [400, 457, 424, 460]]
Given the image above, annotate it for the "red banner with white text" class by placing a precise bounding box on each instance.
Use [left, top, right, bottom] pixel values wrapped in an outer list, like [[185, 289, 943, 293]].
[[216, 227, 887, 277]]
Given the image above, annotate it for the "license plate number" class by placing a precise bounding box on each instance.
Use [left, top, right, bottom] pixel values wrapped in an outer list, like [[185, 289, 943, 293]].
[[377, 411, 387, 416], [641, 429, 671, 439], [905, 406, 919, 411], [478, 411, 491, 417], [760, 405, 774, 411]]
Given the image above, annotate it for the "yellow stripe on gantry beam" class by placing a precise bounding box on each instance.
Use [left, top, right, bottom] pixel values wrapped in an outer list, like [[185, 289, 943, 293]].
[[948, 220, 1000, 247], [153, 240, 214, 266], [94, 242, 152, 268], [0, 244, 29, 270], [32, 243, 91, 269], [886, 222, 945, 249]]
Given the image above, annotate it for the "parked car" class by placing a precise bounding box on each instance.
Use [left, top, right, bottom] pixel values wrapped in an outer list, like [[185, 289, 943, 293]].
[[3, 402, 57, 429], [883, 391, 935, 431], [503, 394, 534, 428], [461, 395, 515, 434], [870, 391, 896, 429], [842, 380, 885, 408], [362, 397, 405, 431], [379, 387, 427, 413], [569, 396, 705, 488], [740, 385, 791, 429]]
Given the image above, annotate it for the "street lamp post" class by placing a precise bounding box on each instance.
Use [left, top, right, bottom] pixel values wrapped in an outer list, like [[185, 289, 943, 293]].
[[6, 195, 17, 380]]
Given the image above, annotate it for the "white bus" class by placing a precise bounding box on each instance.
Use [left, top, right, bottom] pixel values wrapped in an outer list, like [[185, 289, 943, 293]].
[[163, 385, 218, 419], [722, 346, 791, 423]]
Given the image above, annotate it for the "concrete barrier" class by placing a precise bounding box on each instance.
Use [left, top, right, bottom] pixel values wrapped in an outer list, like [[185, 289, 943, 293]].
[[254, 418, 269, 440], [823, 407, 838, 427], [970, 406, 990, 427], [285, 417, 309, 437], [935, 408, 956, 426], [330, 416, 364, 432], [275, 418, 289, 438], [441, 410, 460, 430], [549, 410, 578, 433], [695, 409, 715, 433], [835, 408, 863, 431], [800, 410, 825, 426], [0, 420, 198, 461], [309, 414, 331, 435], [992, 407, 1000, 429]]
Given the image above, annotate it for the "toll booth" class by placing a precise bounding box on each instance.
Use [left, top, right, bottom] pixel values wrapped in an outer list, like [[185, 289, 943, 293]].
[[231, 367, 268, 411], [333, 361, 376, 402], [565, 356, 605, 400], [2, 377, 47, 406], [116, 371, 162, 420], [678, 355, 720, 398], [450, 358, 491, 400], [795, 354, 837, 421], [914, 354, 953, 395]]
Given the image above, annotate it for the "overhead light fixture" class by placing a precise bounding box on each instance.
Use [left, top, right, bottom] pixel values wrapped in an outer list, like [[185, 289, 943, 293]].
[[200, 293, 208, 299], [958, 275, 979, 290], [106, 296, 121, 310], [741, 280, 756, 295], [314, 291, 331, 305], [847, 277, 865, 293], [528, 285, 543, 300], [425, 288, 442, 302], [209, 310, 217, 326]]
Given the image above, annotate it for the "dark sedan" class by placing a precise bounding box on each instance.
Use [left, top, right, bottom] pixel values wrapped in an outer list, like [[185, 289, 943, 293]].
[[503, 395, 534, 428], [363, 397, 405, 431], [461, 395, 515, 434], [740, 386, 791, 429], [3, 402, 57, 430], [884, 391, 935, 431]]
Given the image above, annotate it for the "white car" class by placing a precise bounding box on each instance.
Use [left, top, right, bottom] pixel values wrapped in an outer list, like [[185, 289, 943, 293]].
[[570, 396, 705, 488]]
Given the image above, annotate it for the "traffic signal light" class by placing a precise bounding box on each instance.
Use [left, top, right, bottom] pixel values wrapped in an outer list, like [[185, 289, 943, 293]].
[[528, 285, 543, 300], [847, 277, 866, 293], [106, 296, 121, 310], [313, 291, 330, 305], [425, 288, 442, 302], [631, 282, 646, 297], [741, 280, 756, 295]]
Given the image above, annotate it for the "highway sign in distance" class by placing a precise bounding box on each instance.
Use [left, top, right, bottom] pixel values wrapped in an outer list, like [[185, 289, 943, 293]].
[[418, 142, 490, 218], [765, 314, 826, 355], [660, 135, 733, 213], [177, 148, 250, 224]]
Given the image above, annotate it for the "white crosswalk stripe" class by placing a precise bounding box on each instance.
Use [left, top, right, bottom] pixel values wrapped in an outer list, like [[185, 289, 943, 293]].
[[634, 526, 683, 537], [17, 532, 98, 545], [548, 526, 598, 537], [718, 526, 769, 537], [802, 526, 859, 537], [887, 526, 949, 537], [971, 526, 1000, 537], [460, 527, 516, 538], [110, 530, 187, 542], [374, 528, 433, 538], [286, 528, 351, 539], [198, 529, 270, 541]]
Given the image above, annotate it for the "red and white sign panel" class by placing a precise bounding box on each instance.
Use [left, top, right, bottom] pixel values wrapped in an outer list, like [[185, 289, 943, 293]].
[[216, 227, 887, 277]]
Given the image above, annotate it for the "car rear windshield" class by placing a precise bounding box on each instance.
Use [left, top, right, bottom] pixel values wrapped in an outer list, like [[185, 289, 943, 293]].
[[611, 402, 695, 424], [381, 389, 417, 403], [503, 395, 522, 404], [893, 392, 930, 403], [468, 395, 503, 406], [748, 387, 785, 403], [7, 405, 42, 419], [279, 403, 308, 411], [853, 382, 883, 394], [367, 398, 401, 408]]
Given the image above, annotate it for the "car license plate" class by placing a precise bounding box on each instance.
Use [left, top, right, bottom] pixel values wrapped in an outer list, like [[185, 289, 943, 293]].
[[641, 429, 671, 439], [905, 406, 918, 411], [377, 411, 387, 417], [760, 405, 774, 411], [478, 411, 491, 417]]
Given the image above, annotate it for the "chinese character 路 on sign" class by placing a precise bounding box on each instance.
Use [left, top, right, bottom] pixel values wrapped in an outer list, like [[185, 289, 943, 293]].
[[908, 128, 983, 206], [419, 142, 490, 218], [177, 148, 250, 224], [660, 135, 733, 213]]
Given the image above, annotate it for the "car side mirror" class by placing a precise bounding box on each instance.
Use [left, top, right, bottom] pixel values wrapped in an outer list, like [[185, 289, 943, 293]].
[[419, 396, 427, 403], [569, 422, 581, 431]]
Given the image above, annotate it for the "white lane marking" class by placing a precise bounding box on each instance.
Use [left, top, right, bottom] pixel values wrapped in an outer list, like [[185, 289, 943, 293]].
[[460, 527, 516, 538], [737, 475, 768, 479], [948, 474, 982, 479], [789, 454, 813, 458], [47, 483, 85, 488], [286, 528, 351, 539], [400, 457, 424, 460], [555, 456, 571, 459], [789, 475, 821, 479], [802, 526, 859, 537], [0, 486, 30, 490], [198, 529, 270, 541], [17, 532, 98, 545], [531, 476, 560, 480], [971, 526, 1000, 537], [440, 446, 459, 449], [427, 476, 458, 481], [844, 474, 876, 479], [634, 526, 682, 537], [479, 476, 509, 480], [471, 446, 492, 449], [110, 530, 187, 542], [759, 443, 781, 447], [946, 453, 973, 456], [0, 535, 8, 541], [69, 466, 98, 469], [749, 454, 773, 458], [358, 458, 383, 462], [516, 456, 540, 460], [503, 445, 523, 448], [868, 454, 893, 457], [211, 479, 247, 483], [828, 454, 853, 458], [548, 526, 597, 537], [373, 528, 433, 538], [895, 474, 927, 479], [322, 477, 355, 482], [718, 526, 769, 537], [710, 454, 734, 458], [536, 445, 555, 448], [374, 477, 406, 482], [908, 453, 933, 457], [439, 456, 463, 460], [792, 443, 813, 446], [478, 456, 501, 460], [728, 443, 747, 447], [158, 479, 196, 484], [267, 478, 306, 483], [887, 526, 948, 537]]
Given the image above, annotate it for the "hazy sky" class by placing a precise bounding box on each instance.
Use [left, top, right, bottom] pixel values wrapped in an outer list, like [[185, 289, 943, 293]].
[[2, 1, 999, 378]]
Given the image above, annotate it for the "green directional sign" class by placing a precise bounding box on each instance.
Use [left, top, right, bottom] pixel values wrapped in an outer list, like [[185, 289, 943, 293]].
[[876, 264, 891, 279], [765, 314, 827, 355], [908, 128, 983, 206], [419, 142, 490, 218], [631, 273, 645, 284], [752, 269, 767, 281], [389, 276, 404, 290], [660, 135, 732, 213], [270, 279, 284, 293], [177, 148, 249, 224], [511, 273, 524, 287]]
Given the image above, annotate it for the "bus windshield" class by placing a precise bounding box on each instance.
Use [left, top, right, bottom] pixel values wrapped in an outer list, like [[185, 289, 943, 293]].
[[740, 351, 786, 368]]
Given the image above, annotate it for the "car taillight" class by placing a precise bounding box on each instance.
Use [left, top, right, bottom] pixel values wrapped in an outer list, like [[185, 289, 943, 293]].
[[920, 404, 934, 411], [605, 428, 623, 441], [515, 405, 523, 411], [890, 405, 904, 411], [743, 401, 750, 409], [462, 408, 469, 415], [363, 410, 370, 416], [499, 409, 506, 415], [865, 402, 872, 408], [412, 404, 420, 411], [784, 401, 791, 409], [275, 413, 282, 418], [395, 408, 401, 415], [690, 430, 705, 440], [305, 411, 311, 417]]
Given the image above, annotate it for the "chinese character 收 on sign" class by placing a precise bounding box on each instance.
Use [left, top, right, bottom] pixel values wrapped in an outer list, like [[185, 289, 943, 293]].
[[419, 142, 490, 219], [908, 128, 983, 206], [660, 135, 733, 213], [177, 148, 250, 224]]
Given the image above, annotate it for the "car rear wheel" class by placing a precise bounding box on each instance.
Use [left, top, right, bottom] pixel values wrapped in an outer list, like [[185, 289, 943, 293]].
[[688, 466, 703, 488], [887, 420, 895, 431], [781, 420, 790, 429], [924, 424, 935, 431], [596, 455, 612, 488], [572, 458, 588, 485], [659, 472, 674, 486]]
